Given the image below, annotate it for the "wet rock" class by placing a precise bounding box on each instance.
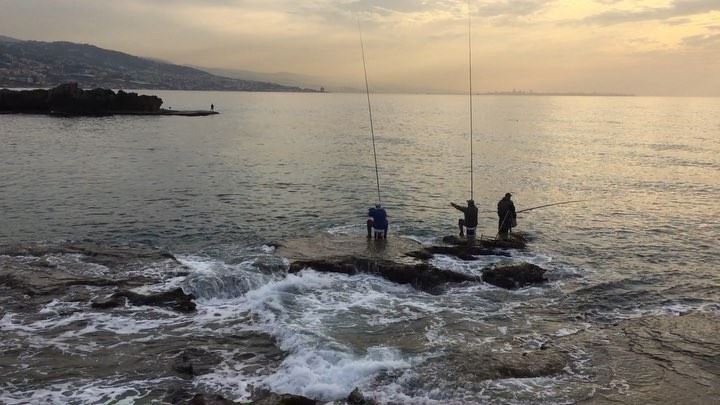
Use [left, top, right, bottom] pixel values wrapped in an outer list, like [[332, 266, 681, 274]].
[[188, 393, 238, 405], [92, 288, 196, 312], [289, 257, 478, 294], [0, 260, 140, 297], [251, 390, 319, 405], [277, 234, 422, 265], [0, 242, 180, 267], [172, 348, 223, 378], [347, 388, 378, 405], [481, 262, 547, 289], [442, 234, 527, 250], [407, 245, 511, 261], [441, 348, 569, 381]]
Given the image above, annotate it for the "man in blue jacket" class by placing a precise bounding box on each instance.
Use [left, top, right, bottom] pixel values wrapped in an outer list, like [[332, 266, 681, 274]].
[[367, 204, 389, 239]]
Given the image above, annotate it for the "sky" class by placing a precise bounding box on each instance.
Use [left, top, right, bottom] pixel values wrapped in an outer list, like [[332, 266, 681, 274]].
[[1, 0, 719, 95]]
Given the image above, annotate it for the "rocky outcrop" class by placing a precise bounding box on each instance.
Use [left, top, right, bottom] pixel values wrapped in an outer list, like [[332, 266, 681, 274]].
[[0, 242, 179, 266], [0, 83, 163, 114], [438, 347, 569, 382], [289, 257, 478, 294], [347, 388, 378, 405], [406, 245, 511, 261], [171, 348, 223, 378], [442, 234, 527, 250], [91, 288, 197, 312], [481, 263, 547, 289]]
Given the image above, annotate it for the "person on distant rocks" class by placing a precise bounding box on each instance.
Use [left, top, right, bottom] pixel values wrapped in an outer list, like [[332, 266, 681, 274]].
[[451, 200, 478, 241], [367, 204, 388, 240], [211, 104, 214, 111], [497, 193, 517, 240]]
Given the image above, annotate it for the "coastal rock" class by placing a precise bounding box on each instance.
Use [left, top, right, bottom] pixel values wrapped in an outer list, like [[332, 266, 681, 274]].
[[187, 394, 238, 405], [407, 245, 511, 261], [0, 82, 163, 114], [347, 388, 378, 405], [289, 257, 478, 294], [442, 234, 527, 250], [481, 263, 547, 289], [171, 348, 223, 378], [0, 259, 147, 297], [91, 288, 197, 312], [251, 391, 319, 405], [0, 242, 180, 267], [440, 348, 569, 382]]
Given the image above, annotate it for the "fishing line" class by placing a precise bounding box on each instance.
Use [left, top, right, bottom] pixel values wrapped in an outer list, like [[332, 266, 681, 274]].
[[467, 0, 474, 201], [357, 16, 382, 206]]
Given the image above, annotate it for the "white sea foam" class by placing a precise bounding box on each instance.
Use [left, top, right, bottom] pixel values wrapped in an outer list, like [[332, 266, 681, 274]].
[[200, 269, 429, 401]]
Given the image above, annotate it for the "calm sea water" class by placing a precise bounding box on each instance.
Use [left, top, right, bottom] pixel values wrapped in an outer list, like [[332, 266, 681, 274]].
[[1, 92, 719, 403]]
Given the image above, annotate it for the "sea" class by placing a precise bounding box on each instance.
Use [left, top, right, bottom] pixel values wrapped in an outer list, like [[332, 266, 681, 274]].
[[1, 92, 719, 404]]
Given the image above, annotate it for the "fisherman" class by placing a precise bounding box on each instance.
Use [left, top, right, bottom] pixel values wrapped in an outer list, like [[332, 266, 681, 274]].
[[367, 204, 388, 239], [211, 104, 214, 111], [450, 200, 478, 241], [497, 193, 516, 240]]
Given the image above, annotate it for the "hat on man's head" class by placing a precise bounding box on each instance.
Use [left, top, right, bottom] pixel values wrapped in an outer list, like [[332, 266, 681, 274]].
[[505, 193, 512, 198]]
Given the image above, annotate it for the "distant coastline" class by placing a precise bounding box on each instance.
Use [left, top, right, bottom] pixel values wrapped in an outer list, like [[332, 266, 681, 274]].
[[479, 90, 635, 97]]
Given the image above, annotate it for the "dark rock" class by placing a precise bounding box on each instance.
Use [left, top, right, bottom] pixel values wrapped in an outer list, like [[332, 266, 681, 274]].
[[442, 234, 527, 250], [0, 83, 163, 114], [251, 391, 319, 405], [407, 245, 511, 261], [347, 388, 378, 405], [92, 288, 196, 312], [188, 393, 237, 405], [481, 263, 547, 289], [171, 348, 223, 378], [289, 257, 478, 294]]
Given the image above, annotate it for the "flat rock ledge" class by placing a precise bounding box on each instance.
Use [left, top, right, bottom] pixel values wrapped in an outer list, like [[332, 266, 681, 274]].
[[91, 287, 197, 312]]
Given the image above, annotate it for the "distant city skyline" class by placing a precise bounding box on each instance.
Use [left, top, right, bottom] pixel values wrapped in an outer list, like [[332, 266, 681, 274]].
[[1, 0, 719, 96]]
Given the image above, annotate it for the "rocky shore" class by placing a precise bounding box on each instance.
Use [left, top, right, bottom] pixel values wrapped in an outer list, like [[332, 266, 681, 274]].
[[2, 238, 717, 404], [0, 83, 217, 116]]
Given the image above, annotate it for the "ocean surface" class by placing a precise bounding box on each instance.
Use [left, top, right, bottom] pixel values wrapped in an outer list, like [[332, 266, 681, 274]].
[[1, 92, 719, 404]]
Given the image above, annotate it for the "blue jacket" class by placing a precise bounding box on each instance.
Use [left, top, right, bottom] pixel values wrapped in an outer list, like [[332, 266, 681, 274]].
[[368, 207, 388, 229]]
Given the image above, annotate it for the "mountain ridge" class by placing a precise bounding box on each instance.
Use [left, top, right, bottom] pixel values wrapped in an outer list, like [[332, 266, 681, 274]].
[[0, 36, 316, 92]]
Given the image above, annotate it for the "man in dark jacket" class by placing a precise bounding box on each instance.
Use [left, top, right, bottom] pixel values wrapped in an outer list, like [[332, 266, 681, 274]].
[[497, 193, 516, 240], [451, 200, 478, 240], [367, 204, 388, 239]]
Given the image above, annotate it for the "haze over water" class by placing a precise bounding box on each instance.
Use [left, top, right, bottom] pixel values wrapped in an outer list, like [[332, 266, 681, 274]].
[[1, 92, 719, 403]]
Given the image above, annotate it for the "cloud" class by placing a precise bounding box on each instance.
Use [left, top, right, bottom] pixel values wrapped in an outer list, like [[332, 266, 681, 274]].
[[682, 32, 720, 48], [583, 0, 720, 25]]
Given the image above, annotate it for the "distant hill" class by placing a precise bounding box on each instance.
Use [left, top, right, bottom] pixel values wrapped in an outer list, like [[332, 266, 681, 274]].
[[0, 35, 21, 43], [194, 66, 360, 93], [0, 37, 315, 92]]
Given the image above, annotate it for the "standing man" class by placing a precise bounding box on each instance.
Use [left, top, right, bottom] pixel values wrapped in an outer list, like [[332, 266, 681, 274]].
[[497, 193, 516, 240], [450, 200, 478, 241], [367, 204, 388, 239]]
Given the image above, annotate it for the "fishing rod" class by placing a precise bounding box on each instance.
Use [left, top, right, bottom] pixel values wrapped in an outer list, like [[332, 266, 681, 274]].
[[467, 0, 474, 201], [517, 199, 590, 214], [357, 16, 382, 206]]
